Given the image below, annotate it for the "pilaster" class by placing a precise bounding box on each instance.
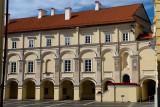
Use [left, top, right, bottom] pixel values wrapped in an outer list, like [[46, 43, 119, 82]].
[[130, 55, 139, 83], [74, 86, 80, 101], [113, 56, 120, 83], [36, 59, 41, 86], [54, 86, 60, 100], [35, 85, 41, 100], [74, 58, 80, 86], [55, 58, 60, 86], [17, 86, 23, 100], [95, 57, 102, 86], [18, 60, 24, 86]]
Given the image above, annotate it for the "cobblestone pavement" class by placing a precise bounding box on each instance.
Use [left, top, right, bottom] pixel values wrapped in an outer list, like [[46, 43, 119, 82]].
[[3, 100, 154, 107]]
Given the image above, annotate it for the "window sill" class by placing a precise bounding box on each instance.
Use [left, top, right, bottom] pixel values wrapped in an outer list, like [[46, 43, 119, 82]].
[[8, 73, 18, 75], [82, 72, 94, 73], [25, 73, 35, 74], [62, 71, 73, 73]]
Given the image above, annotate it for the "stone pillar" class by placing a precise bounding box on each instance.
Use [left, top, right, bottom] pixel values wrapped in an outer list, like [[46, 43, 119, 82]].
[[74, 58, 80, 101], [130, 55, 139, 83], [95, 57, 102, 102], [35, 86, 41, 100], [113, 56, 120, 83], [54, 58, 60, 100], [74, 86, 80, 101], [17, 86, 23, 100], [18, 60, 24, 86], [54, 86, 60, 100], [54, 58, 60, 86], [36, 59, 41, 86]]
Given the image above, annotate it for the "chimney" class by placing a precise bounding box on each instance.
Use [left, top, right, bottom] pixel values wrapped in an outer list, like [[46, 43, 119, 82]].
[[4, 13, 10, 25], [65, 7, 72, 20], [38, 9, 47, 19], [51, 8, 56, 16], [95, 1, 101, 11]]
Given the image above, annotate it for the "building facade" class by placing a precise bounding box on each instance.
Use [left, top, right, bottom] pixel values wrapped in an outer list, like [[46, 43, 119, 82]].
[[4, 2, 157, 102]]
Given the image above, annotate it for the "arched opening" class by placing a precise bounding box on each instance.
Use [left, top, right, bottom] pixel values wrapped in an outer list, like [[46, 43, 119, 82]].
[[103, 81, 112, 92], [60, 80, 74, 100], [5, 81, 18, 99], [23, 80, 35, 99], [142, 79, 156, 101], [123, 74, 130, 83], [121, 52, 130, 69], [80, 80, 95, 100], [41, 80, 54, 99]]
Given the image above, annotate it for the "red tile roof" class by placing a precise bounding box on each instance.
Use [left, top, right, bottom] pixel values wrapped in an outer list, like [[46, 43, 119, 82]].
[[137, 33, 153, 39], [7, 3, 142, 33]]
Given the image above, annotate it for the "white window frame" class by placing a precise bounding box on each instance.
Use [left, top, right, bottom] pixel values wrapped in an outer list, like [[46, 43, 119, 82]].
[[29, 39, 34, 48], [63, 59, 72, 72], [12, 41, 17, 49], [83, 58, 92, 72], [105, 33, 112, 43], [122, 32, 129, 42], [27, 61, 34, 73], [85, 35, 91, 44], [65, 37, 71, 45], [46, 38, 52, 46], [10, 61, 17, 74]]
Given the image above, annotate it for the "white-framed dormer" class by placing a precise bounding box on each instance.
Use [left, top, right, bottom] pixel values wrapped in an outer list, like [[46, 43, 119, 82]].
[[83, 58, 93, 72], [121, 31, 130, 42], [10, 61, 17, 74], [85, 35, 91, 44], [63, 59, 72, 72], [26, 60, 34, 73]]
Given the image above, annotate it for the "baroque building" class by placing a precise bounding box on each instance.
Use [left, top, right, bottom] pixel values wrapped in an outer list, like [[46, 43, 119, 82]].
[[4, 1, 157, 102]]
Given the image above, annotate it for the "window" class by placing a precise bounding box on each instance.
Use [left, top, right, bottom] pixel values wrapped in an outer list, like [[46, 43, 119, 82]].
[[27, 61, 34, 73], [10, 62, 17, 73], [123, 74, 130, 83], [64, 60, 71, 72], [46, 38, 52, 46], [122, 32, 129, 41], [65, 37, 70, 45], [12, 41, 17, 49], [84, 59, 92, 72], [29, 39, 34, 47], [105, 34, 111, 42], [85, 35, 91, 44]]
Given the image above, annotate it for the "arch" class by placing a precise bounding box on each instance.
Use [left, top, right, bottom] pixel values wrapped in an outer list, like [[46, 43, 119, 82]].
[[24, 52, 38, 60], [6, 78, 19, 85], [41, 51, 57, 59], [139, 76, 155, 85], [122, 74, 130, 83], [102, 78, 115, 84], [60, 78, 75, 86], [79, 49, 97, 58], [23, 78, 37, 85], [101, 49, 116, 57], [6, 53, 21, 61], [80, 78, 97, 85], [138, 46, 155, 55], [119, 48, 134, 56], [41, 78, 55, 85], [60, 50, 76, 58], [141, 79, 156, 101]]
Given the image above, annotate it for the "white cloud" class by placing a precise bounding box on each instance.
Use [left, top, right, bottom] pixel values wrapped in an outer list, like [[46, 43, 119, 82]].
[[8, 0, 154, 19]]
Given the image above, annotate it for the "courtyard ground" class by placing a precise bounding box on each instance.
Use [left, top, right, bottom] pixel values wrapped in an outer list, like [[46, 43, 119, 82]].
[[4, 100, 154, 107]]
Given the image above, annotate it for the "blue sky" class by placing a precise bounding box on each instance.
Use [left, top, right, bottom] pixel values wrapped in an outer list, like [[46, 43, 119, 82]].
[[9, 0, 155, 23]]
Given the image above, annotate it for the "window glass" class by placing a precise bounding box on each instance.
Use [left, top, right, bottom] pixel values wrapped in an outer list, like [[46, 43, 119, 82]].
[[106, 34, 111, 42], [85, 59, 92, 72], [64, 60, 71, 72], [65, 37, 70, 45], [28, 61, 34, 73], [46, 38, 52, 46], [122, 32, 129, 41], [11, 62, 16, 73], [85, 35, 91, 44], [29, 39, 34, 47], [12, 41, 17, 49]]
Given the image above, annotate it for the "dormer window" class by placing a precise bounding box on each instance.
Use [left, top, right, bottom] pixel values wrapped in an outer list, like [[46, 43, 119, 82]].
[[122, 32, 129, 41]]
